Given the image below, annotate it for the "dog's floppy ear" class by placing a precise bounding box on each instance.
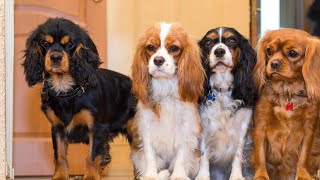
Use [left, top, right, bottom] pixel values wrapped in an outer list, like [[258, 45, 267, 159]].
[[232, 36, 258, 106], [131, 36, 150, 105], [302, 37, 320, 100], [198, 38, 211, 103], [252, 33, 269, 93], [178, 35, 205, 103], [70, 31, 102, 87], [22, 28, 45, 87]]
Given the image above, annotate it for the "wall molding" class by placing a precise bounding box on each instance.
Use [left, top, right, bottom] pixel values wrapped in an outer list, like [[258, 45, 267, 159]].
[[5, 0, 14, 178]]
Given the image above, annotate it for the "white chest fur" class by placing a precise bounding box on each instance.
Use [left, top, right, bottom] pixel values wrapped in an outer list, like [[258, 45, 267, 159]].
[[138, 77, 200, 156], [134, 77, 201, 177]]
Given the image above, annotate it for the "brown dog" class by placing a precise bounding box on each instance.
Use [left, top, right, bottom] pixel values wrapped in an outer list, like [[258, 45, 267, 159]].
[[252, 28, 320, 180]]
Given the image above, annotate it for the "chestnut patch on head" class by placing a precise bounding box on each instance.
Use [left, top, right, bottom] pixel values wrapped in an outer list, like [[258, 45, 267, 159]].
[[145, 37, 160, 57], [206, 33, 218, 40], [223, 31, 234, 39]]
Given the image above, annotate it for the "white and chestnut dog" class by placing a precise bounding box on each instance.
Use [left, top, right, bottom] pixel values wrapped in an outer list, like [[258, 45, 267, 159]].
[[130, 22, 205, 180], [196, 27, 258, 180]]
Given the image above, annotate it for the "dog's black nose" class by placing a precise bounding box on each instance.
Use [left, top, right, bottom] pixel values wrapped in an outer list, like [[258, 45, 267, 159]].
[[214, 48, 226, 58], [271, 60, 281, 70], [154, 56, 165, 66], [50, 53, 62, 64]]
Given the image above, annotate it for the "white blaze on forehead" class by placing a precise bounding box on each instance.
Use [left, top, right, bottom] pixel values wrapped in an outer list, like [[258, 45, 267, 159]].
[[219, 27, 223, 43], [160, 22, 172, 47], [148, 22, 176, 78]]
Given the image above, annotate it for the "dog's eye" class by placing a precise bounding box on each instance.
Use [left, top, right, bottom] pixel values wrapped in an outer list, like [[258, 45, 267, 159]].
[[288, 50, 298, 58], [205, 40, 213, 48], [146, 44, 155, 51], [41, 41, 50, 48], [227, 38, 236, 44], [170, 45, 179, 52], [266, 48, 273, 56], [66, 42, 74, 49]]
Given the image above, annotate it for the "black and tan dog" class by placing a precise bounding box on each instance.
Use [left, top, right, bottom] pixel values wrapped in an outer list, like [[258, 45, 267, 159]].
[[22, 17, 136, 180]]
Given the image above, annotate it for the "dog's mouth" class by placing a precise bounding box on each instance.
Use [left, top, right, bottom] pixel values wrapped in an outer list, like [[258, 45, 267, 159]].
[[269, 72, 298, 82], [150, 69, 176, 78], [50, 67, 67, 74], [211, 61, 232, 72]]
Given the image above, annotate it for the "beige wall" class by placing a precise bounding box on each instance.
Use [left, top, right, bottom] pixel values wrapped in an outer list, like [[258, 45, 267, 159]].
[[107, 0, 250, 75]]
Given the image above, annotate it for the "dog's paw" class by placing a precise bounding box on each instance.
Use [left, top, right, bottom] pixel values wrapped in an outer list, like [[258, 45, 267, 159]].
[[253, 168, 270, 180], [295, 177, 315, 180], [296, 167, 314, 180], [229, 174, 246, 180], [83, 173, 100, 180], [141, 176, 160, 180], [52, 172, 69, 180], [253, 177, 269, 180], [170, 175, 190, 180], [158, 170, 170, 180], [194, 176, 210, 180]]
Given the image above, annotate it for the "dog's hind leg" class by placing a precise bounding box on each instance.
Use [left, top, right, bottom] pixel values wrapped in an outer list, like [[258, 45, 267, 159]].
[[52, 126, 69, 180]]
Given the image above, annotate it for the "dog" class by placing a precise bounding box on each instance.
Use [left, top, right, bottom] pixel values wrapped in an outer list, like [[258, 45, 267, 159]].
[[252, 28, 320, 180], [196, 27, 258, 180], [22, 17, 136, 180], [129, 22, 205, 180]]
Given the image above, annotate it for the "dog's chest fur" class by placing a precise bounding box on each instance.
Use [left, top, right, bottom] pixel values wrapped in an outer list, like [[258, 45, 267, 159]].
[[138, 77, 200, 160], [267, 80, 310, 121], [201, 72, 251, 163], [265, 80, 312, 160]]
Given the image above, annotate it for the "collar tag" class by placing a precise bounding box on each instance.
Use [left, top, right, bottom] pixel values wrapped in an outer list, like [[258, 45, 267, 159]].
[[206, 90, 216, 103], [207, 94, 216, 101], [285, 103, 294, 111]]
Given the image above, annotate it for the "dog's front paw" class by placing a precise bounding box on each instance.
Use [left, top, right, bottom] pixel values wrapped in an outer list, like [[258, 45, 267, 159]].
[[254, 177, 269, 180], [170, 175, 190, 180], [253, 168, 270, 180], [296, 167, 314, 180], [52, 171, 69, 180], [194, 176, 210, 180], [141, 176, 160, 180], [229, 174, 246, 180], [52, 175, 69, 180], [83, 173, 100, 180], [158, 170, 170, 180]]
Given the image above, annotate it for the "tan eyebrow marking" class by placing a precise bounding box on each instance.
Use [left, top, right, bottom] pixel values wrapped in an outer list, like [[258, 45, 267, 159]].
[[223, 31, 235, 39], [44, 35, 54, 43], [60, 36, 70, 45], [206, 33, 218, 40]]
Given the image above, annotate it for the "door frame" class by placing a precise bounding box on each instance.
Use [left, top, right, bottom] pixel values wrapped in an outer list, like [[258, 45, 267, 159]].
[[5, 0, 14, 178]]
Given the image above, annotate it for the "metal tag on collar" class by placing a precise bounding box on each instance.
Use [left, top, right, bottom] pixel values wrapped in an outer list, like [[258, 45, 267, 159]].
[[285, 96, 294, 111], [206, 90, 216, 102], [285, 103, 294, 111], [77, 86, 86, 96]]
